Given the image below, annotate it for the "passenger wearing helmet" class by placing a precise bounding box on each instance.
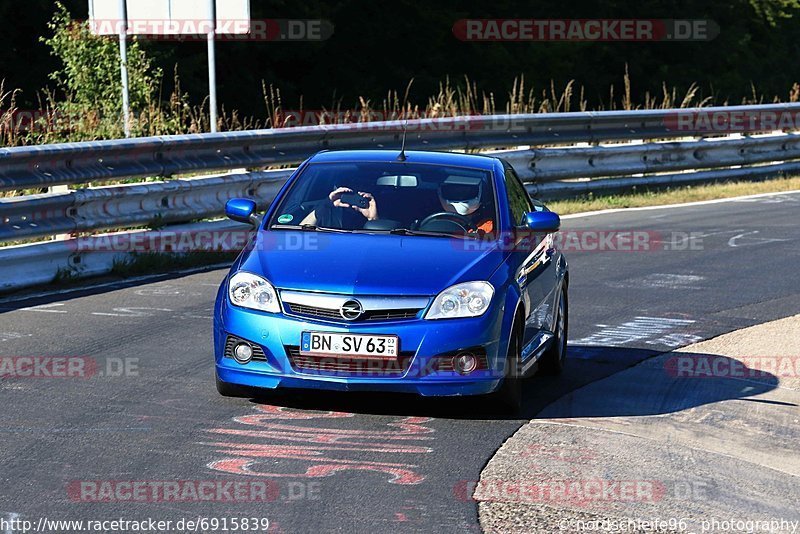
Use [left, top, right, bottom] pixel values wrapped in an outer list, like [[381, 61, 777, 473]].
[[437, 176, 494, 234]]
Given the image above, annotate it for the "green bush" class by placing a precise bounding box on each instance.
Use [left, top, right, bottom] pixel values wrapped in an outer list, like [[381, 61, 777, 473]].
[[40, 1, 161, 139]]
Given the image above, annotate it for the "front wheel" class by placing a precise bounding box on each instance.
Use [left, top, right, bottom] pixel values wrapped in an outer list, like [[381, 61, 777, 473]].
[[539, 286, 568, 375], [490, 317, 523, 413]]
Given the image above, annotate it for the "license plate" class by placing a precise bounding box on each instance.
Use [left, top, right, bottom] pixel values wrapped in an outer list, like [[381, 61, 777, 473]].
[[300, 332, 399, 358]]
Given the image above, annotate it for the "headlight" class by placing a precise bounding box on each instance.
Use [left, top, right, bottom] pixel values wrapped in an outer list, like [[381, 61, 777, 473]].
[[425, 281, 494, 320], [228, 272, 281, 313]]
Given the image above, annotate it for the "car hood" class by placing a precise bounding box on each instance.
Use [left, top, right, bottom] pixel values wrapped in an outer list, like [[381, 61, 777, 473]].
[[239, 231, 506, 296]]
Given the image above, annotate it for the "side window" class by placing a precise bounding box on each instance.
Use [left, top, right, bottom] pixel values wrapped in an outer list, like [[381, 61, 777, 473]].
[[503, 163, 533, 225]]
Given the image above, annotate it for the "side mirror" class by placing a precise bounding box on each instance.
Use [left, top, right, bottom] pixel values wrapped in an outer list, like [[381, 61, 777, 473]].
[[226, 198, 260, 227], [522, 211, 561, 233]]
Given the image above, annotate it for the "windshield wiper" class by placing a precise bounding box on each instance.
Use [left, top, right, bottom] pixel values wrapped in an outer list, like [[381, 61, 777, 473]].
[[270, 224, 348, 233], [387, 228, 466, 239]]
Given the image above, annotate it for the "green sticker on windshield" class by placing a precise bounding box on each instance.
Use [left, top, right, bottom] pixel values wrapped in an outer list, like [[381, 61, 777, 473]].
[[277, 214, 294, 224]]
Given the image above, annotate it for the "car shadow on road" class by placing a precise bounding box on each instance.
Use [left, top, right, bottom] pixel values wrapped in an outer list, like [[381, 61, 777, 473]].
[[242, 345, 782, 421], [538, 347, 784, 419]]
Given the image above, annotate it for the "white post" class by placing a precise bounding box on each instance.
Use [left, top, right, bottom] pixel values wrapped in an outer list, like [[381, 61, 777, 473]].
[[207, 0, 218, 133], [118, 0, 131, 138]]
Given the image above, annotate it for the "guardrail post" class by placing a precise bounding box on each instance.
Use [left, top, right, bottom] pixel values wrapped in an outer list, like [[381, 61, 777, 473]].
[[118, 0, 131, 138], [207, 0, 219, 133], [47, 185, 72, 241]]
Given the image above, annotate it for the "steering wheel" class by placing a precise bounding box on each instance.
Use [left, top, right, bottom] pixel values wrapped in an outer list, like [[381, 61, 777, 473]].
[[417, 212, 478, 233]]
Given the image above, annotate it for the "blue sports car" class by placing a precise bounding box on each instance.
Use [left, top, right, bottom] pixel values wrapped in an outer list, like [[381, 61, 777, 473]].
[[213, 149, 568, 411]]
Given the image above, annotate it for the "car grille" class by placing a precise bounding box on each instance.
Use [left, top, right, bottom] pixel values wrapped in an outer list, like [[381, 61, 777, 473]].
[[284, 303, 342, 320], [284, 303, 421, 322], [224, 335, 267, 361], [285, 345, 413, 376], [363, 309, 420, 321]]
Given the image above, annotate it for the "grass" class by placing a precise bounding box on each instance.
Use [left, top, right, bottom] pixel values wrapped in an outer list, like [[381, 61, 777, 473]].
[[0, 67, 784, 149], [547, 176, 800, 215]]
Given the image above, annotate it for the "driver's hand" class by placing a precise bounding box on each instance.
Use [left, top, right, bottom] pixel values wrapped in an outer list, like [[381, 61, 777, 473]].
[[329, 187, 353, 208], [355, 191, 378, 221]]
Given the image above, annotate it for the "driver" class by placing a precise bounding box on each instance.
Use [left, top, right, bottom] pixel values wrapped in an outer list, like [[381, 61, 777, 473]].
[[437, 176, 494, 234], [300, 185, 379, 229]]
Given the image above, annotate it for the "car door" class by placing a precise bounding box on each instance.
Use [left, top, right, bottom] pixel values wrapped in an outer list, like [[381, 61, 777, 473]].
[[502, 162, 559, 346]]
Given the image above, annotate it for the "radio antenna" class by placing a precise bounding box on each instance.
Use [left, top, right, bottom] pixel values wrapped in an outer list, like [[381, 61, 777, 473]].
[[397, 78, 414, 162], [398, 119, 408, 161]]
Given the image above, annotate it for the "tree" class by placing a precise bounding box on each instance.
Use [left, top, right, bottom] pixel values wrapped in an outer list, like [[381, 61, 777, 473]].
[[749, 0, 800, 24], [41, 1, 160, 138]]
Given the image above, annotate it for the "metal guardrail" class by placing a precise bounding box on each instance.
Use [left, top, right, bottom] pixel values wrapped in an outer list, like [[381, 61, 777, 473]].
[[0, 220, 249, 293], [3, 103, 800, 293], [3, 103, 800, 192], [1, 169, 291, 242], [506, 133, 800, 182]]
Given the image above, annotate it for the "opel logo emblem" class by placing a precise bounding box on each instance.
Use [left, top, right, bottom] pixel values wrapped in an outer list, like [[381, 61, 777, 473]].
[[340, 300, 364, 321]]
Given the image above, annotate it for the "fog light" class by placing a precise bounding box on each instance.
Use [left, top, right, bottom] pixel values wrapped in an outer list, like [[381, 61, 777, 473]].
[[453, 353, 478, 375], [233, 343, 253, 364]]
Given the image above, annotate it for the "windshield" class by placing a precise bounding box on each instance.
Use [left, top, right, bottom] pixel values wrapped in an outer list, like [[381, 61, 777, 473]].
[[269, 161, 498, 237]]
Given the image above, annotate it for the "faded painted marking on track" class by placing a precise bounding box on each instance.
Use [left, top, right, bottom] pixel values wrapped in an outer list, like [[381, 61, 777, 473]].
[[608, 274, 706, 290], [0, 332, 32, 343], [18, 303, 67, 314], [203, 405, 435, 485], [728, 230, 792, 248], [571, 316, 703, 348]]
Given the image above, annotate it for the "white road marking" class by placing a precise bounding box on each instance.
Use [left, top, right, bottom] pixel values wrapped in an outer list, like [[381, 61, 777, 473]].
[[92, 307, 174, 318], [728, 230, 792, 248], [134, 286, 183, 296], [18, 303, 67, 314], [571, 316, 697, 347], [647, 332, 704, 346], [650, 228, 748, 251], [608, 274, 706, 290], [134, 285, 205, 297], [0, 332, 32, 343], [733, 193, 800, 204], [177, 308, 215, 320]]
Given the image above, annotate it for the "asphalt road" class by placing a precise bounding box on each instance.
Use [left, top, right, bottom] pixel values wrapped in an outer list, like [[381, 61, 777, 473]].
[[0, 191, 798, 533]]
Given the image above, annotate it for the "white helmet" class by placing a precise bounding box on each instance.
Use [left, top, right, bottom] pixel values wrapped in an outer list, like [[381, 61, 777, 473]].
[[438, 176, 483, 216]]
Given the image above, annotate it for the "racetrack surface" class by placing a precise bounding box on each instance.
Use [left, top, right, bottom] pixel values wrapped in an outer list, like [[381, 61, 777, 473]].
[[0, 191, 798, 532]]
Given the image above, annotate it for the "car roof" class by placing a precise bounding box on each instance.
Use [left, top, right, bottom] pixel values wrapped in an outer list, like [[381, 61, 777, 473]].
[[307, 149, 499, 171]]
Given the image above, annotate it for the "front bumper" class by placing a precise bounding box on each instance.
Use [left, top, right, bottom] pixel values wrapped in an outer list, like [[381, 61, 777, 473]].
[[213, 297, 509, 397]]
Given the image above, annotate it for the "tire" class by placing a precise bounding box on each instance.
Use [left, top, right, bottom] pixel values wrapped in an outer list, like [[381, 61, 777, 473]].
[[491, 316, 524, 413], [215, 372, 253, 398], [539, 286, 568, 376]]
